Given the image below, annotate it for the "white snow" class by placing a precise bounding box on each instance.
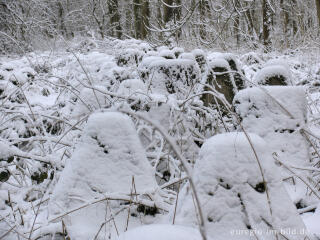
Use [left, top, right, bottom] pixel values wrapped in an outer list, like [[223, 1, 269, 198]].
[[234, 86, 319, 234], [234, 86, 308, 168], [0, 141, 16, 159], [71, 86, 109, 118], [159, 49, 175, 59], [117, 224, 205, 240], [175, 132, 307, 240], [178, 52, 196, 61], [192, 49, 206, 57], [117, 78, 147, 96], [253, 65, 293, 85], [207, 57, 230, 69], [49, 112, 159, 239], [1, 39, 320, 240], [139, 58, 200, 97], [240, 52, 263, 65]]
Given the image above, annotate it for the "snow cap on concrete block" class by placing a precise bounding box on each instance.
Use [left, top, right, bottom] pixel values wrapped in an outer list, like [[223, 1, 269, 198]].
[[175, 132, 306, 240], [139, 58, 200, 96], [234, 86, 308, 167], [159, 49, 175, 59], [208, 57, 230, 69], [253, 65, 293, 85], [51, 111, 156, 202], [49, 112, 157, 239], [172, 47, 184, 58], [179, 52, 196, 61]]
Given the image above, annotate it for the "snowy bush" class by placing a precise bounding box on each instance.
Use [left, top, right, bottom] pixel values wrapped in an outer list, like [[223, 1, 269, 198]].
[[240, 52, 263, 66], [234, 87, 308, 166], [117, 79, 149, 111]]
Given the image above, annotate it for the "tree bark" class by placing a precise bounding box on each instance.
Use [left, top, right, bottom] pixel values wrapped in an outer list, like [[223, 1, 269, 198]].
[[163, 0, 173, 24], [108, 0, 122, 39], [133, 0, 141, 38], [199, 0, 208, 40], [140, 0, 150, 39], [262, 0, 273, 51], [234, 0, 241, 46], [316, 0, 320, 32]]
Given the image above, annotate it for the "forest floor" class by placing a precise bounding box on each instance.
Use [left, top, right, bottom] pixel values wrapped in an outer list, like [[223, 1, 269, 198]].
[[0, 38, 320, 239]]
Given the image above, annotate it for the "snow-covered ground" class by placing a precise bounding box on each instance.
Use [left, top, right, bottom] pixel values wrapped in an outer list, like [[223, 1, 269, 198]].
[[0, 38, 320, 239]]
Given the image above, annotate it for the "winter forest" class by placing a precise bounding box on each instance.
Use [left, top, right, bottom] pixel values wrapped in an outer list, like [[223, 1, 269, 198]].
[[1, 0, 320, 239]]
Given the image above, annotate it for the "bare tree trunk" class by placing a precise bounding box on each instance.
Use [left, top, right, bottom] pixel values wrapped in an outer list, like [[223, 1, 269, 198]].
[[316, 0, 320, 32], [262, 0, 273, 51], [91, 0, 104, 39], [280, 0, 288, 48], [199, 0, 208, 40], [234, 0, 241, 47], [133, 0, 141, 38], [163, 0, 173, 24], [174, 0, 181, 40], [140, 0, 150, 39], [57, 1, 68, 37], [109, 0, 122, 39]]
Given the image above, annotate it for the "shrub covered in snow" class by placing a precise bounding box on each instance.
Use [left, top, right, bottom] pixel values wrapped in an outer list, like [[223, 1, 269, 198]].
[[117, 79, 149, 111], [240, 52, 263, 65], [209, 52, 245, 89]]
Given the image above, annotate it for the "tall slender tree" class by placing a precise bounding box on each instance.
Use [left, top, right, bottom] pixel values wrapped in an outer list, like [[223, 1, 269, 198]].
[[316, 0, 320, 31], [108, 0, 122, 38], [262, 0, 273, 51], [140, 0, 150, 39]]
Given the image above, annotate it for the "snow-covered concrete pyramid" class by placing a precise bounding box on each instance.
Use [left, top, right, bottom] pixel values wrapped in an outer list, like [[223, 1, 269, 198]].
[[138, 57, 200, 97], [253, 62, 293, 86], [234, 86, 309, 174], [175, 132, 306, 240], [49, 112, 158, 239], [117, 224, 204, 240], [202, 57, 236, 106]]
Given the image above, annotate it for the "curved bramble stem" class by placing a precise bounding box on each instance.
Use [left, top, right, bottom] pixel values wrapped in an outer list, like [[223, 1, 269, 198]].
[[118, 109, 208, 240]]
